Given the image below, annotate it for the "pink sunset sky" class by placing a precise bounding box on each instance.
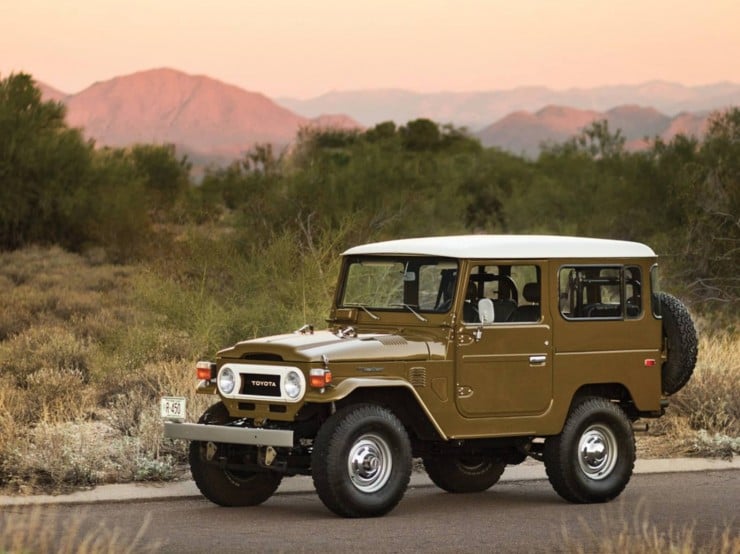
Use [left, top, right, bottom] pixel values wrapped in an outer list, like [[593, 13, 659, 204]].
[[1, 0, 739, 98]]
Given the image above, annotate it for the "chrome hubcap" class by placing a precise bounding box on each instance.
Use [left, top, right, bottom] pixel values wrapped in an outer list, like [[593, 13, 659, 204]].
[[347, 433, 392, 493], [578, 424, 618, 480]]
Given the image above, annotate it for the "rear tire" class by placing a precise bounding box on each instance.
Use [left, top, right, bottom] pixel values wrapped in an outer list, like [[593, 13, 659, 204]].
[[423, 455, 506, 493], [543, 397, 635, 503], [311, 403, 412, 518], [658, 292, 698, 395], [189, 402, 282, 507]]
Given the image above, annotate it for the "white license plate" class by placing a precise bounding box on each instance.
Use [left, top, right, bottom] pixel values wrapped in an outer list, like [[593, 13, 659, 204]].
[[160, 396, 187, 421]]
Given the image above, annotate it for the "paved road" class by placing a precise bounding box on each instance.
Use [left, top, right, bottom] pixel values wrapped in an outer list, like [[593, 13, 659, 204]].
[[2, 470, 738, 553]]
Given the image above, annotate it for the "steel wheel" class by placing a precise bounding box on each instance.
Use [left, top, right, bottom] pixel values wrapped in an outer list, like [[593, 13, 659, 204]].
[[347, 433, 393, 493], [577, 423, 618, 480]]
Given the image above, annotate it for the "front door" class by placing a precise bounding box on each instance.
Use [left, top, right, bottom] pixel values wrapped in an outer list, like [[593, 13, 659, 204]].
[[455, 262, 553, 418]]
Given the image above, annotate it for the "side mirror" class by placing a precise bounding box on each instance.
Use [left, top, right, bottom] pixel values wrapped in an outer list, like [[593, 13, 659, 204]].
[[478, 298, 495, 324]]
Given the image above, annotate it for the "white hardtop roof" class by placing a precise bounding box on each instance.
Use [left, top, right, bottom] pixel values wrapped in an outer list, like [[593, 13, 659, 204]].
[[342, 235, 656, 259]]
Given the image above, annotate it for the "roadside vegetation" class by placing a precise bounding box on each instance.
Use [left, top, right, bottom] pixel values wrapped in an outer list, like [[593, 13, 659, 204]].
[[0, 72, 738, 494], [562, 503, 740, 553], [0, 506, 159, 553]]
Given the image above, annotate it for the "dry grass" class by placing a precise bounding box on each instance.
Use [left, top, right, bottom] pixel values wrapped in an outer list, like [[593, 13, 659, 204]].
[[562, 502, 740, 554], [0, 248, 210, 493], [641, 332, 740, 459], [0, 507, 161, 553]]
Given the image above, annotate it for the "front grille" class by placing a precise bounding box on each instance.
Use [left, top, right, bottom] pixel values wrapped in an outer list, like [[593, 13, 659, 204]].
[[241, 374, 281, 397]]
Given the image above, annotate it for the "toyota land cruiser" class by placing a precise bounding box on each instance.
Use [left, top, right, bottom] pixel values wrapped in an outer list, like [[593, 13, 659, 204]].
[[162, 235, 697, 517]]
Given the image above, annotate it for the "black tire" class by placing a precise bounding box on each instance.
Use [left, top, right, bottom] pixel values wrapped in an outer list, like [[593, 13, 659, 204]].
[[189, 402, 282, 507], [423, 455, 506, 493], [311, 403, 412, 518], [543, 397, 635, 503], [658, 292, 698, 395]]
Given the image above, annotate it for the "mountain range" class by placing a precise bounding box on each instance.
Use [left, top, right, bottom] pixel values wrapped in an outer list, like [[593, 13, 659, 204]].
[[35, 68, 737, 160], [477, 105, 711, 156], [278, 82, 740, 129]]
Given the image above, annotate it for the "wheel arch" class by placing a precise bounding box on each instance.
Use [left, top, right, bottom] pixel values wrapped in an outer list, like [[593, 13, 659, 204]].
[[332, 380, 446, 442], [567, 383, 639, 421]]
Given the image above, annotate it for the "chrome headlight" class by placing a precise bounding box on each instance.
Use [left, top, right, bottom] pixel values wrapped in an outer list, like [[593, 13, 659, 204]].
[[284, 370, 302, 400], [218, 367, 236, 395]]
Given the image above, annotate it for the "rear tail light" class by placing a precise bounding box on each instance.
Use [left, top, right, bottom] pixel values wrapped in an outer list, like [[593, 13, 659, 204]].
[[196, 361, 217, 381], [309, 368, 332, 388]]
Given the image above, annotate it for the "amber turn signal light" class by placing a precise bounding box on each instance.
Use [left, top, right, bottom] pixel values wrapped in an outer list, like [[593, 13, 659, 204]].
[[196, 360, 217, 380], [310, 368, 332, 388]]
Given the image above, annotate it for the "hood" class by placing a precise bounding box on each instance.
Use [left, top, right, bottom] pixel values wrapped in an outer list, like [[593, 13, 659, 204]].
[[218, 330, 433, 363]]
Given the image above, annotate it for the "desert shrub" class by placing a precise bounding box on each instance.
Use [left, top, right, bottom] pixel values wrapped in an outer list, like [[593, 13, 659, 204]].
[[0, 387, 26, 452], [0, 286, 37, 340], [0, 325, 92, 385], [670, 334, 740, 436], [645, 332, 740, 458], [0, 416, 186, 493], [2, 421, 131, 491], [24, 368, 97, 423]]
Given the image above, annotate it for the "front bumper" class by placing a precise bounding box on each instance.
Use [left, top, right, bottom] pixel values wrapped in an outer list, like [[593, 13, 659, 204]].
[[163, 422, 294, 448]]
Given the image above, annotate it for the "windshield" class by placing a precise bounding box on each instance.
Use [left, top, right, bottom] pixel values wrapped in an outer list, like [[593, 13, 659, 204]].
[[340, 256, 459, 313]]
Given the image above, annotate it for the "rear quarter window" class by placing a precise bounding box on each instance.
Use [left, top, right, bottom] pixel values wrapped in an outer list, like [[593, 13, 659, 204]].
[[558, 265, 642, 320]]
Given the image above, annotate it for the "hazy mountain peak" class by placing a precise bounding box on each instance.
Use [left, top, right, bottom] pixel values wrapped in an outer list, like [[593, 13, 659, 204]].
[[63, 67, 309, 156]]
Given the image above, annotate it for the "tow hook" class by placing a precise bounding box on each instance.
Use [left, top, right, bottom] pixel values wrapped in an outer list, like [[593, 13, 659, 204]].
[[262, 446, 277, 467], [206, 442, 217, 461]]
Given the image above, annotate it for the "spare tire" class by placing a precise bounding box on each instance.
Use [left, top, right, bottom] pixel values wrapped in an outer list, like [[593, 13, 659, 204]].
[[658, 292, 698, 395]]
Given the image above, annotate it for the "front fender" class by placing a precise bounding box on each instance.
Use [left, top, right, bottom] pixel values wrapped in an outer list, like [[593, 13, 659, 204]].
[[306, 377, 448, 440]]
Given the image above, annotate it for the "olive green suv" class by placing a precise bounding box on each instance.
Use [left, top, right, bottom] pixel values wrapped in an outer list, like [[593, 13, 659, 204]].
[[162, 235, 697, 517]]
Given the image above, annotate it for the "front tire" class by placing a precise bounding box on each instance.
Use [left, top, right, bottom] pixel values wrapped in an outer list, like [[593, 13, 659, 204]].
[[543, 397, 635, 503], [311, 403, 412, 518], [423, 455, 505, 493], [189, 402, 282, 507]]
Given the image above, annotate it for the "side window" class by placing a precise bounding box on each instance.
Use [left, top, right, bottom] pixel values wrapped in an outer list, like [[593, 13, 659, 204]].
[[625, 266, 642, 319], [463, 264, 541, 324], [559, 265, 642, 320]]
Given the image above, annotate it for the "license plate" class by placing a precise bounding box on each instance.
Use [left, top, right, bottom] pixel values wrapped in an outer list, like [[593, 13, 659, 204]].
[[160, 396, 187, 421]]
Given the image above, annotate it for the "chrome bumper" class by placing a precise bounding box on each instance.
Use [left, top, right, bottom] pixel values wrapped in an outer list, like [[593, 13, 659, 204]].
[[163, 422, 294, 447]]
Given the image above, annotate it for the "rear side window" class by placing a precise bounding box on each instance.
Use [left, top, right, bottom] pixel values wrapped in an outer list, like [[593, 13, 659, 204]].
[[559, 266, 642, 320]]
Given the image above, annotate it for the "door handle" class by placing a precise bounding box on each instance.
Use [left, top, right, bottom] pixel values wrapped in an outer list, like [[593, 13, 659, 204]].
[[529, 355, 547, 365]]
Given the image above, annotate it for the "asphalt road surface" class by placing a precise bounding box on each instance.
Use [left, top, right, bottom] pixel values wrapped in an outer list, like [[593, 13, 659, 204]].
[[3, 471, 738, 553]]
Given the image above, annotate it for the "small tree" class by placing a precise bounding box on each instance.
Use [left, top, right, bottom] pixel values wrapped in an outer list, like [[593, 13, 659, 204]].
[[0, 73, 94, 249]]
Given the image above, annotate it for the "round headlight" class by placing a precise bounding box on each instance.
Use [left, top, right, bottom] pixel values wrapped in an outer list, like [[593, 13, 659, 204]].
[[218, 367, 236, 395], [284, 370, 302, 400]]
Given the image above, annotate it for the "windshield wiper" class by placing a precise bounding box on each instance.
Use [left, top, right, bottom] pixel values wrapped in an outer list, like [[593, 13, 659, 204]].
[[344, 303, 380, 320], [391, 303, 428, 322]]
